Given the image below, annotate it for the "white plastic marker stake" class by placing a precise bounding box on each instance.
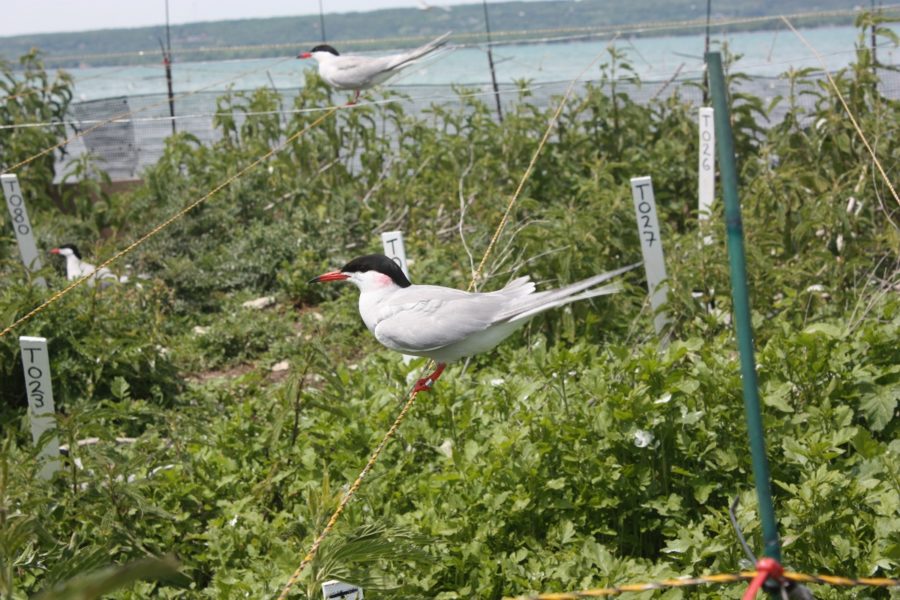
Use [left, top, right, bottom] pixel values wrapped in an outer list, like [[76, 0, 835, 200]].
[[322, 580, 364, 600], [698, 107, 715, 245], [630, 177, 670, 339], [2, 174, 47, 288], [19, 336, 60, 479], [380, 231, 415, 363], [380, 230, 410, 280]]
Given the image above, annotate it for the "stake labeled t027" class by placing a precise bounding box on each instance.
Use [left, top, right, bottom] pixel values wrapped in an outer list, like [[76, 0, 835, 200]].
[[630, 176, 669, 337]]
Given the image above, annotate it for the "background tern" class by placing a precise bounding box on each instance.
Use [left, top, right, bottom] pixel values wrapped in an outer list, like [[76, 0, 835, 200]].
[[311, 254, 640, 392], [298, 32, 451, 104], [50, 244, 121, 288]]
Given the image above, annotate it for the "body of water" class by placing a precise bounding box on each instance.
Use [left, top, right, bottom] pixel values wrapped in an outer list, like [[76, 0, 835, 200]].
[[69, 25, 897, 101]]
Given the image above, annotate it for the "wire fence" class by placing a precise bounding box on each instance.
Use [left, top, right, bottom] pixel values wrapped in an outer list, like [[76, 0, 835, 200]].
[[50, 66, 900, 182]]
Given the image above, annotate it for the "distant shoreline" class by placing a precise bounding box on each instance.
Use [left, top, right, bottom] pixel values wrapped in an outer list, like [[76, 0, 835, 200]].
[[2, 0, 895, 69]]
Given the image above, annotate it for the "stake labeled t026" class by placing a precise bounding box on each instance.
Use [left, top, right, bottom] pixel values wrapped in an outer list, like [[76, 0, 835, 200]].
[[698, 107, 716, 245]]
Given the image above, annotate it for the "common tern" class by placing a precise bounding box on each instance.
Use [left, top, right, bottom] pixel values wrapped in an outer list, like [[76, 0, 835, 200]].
[[311, 254, 639, 392], [298, 32, 451, 104], [416, 0, 452, 11], [50, 244, 120, 288]]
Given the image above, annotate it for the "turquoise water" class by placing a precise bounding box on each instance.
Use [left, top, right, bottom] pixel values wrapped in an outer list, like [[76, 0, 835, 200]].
[[69, 25, 897, 101]]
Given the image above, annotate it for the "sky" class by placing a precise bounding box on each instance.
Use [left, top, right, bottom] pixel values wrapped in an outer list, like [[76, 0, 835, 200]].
[[6, 0, 481, 37]]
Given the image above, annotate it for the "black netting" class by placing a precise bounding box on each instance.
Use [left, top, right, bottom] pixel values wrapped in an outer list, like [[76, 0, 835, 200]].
[[56, 68, 900, 182]]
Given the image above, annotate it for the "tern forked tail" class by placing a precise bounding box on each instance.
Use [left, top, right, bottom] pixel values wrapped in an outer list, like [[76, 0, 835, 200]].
[[385, 32, 452, 72]]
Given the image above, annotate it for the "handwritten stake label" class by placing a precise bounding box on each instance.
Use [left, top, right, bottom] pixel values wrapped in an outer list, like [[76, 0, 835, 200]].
[[698, 107, 715, 245], [380, 230, 416, 363], [19, 336, 60, 479], [322, 580, 364, 599], [3, 175, 47, 288], [381, 231, 410, 280], [630, 177, 669, 336]]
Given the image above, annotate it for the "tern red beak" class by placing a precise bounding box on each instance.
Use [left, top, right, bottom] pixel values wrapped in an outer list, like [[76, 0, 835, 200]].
[[309, 271, 350, 284], [50, 248, 60, 254], [298, 52, 312, 59]]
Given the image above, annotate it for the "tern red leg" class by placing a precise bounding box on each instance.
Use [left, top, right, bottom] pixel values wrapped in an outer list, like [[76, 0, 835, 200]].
[[346, 90, 360, 106], [413, 362, 446, 393]]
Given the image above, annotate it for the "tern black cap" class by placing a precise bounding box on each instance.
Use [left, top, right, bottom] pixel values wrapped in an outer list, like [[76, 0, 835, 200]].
[[341, 254, 411, 288]]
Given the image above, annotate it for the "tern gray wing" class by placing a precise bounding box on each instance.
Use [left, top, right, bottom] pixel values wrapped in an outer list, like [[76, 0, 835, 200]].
[[323, 56, 395, 89], [372, 286, 504, 353], [332, 56, 387, 72]]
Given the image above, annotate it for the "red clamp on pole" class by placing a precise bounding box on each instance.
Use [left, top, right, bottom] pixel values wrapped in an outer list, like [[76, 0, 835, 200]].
[[742, 557, 784, 600]]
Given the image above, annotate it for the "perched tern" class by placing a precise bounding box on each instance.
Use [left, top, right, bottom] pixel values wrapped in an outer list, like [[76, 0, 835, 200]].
[[50, 244, 120, 288], [311, 254, 639, 392], [298, 32, 451, 104], [416, 0, 452, 11]]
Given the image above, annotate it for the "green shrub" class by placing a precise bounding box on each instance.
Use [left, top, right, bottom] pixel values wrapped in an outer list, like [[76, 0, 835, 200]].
[[0, 29, 897, 597]]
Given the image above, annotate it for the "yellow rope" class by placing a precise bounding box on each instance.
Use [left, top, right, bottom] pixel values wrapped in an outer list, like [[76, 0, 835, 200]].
[[276, 42, 612, 600], [503, 570, 900, 599], [781, 16, 900, 211], [469, 36, 613, 291], [3, 55, 294, 174], [275, 386, 422, 599], [0, 106, 339, 340]]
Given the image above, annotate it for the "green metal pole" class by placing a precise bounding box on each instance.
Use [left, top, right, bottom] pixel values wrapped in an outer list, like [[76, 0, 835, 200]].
[[706, 51, 782, 562]]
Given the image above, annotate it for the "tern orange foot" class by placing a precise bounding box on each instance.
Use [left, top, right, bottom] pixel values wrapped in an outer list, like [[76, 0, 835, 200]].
[[413, 362, 446, 393]]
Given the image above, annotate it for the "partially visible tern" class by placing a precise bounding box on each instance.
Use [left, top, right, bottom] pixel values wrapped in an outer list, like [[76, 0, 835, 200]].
[[298, 32, 451, 104], [311, 254, 639, 392], [50, 244, 120, 288]]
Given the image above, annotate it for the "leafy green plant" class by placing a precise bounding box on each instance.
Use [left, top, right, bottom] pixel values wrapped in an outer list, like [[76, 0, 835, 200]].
[[0, 51, 73, 216], [0, 26, 898, 598]]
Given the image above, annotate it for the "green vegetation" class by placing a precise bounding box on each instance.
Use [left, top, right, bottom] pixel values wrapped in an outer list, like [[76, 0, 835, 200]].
[[1, 16, 898, 600], [1, 0, 896, 67]]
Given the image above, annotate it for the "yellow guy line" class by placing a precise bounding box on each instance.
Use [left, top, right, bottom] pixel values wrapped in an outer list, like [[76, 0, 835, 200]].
[[781, 16, 899, 210], [470, 34, 615, 291], [503, 570, 900, 599], [3, 55, 295, 174], [0, 106, 340, 340], [276, 39, 614, 600], [274, 383, 423, 599]]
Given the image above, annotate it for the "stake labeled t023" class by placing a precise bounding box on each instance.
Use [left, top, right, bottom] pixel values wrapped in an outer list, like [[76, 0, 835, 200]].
[[19, 336, 60, 479]]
